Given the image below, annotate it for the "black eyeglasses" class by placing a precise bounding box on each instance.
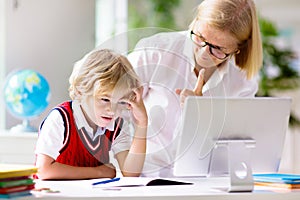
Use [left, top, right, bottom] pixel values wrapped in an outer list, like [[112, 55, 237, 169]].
[[190, 30, 235, 60]]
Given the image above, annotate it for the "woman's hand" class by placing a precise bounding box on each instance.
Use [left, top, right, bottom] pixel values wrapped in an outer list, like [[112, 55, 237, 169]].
[[176, 68, 205, 107]]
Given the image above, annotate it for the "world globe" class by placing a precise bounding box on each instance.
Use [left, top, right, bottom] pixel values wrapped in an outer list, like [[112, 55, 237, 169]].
[[3, 69, 51, 132]]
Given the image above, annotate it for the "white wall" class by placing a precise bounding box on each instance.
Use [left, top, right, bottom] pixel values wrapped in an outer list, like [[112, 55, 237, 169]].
[[0, 0, 5, 129], [255, 0, 300, 52], [1, 0, 96, 130]]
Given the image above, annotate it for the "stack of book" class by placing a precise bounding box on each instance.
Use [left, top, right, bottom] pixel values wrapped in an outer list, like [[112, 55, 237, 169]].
[[253, 173, 300, 190], [0, 164, 37, 198]]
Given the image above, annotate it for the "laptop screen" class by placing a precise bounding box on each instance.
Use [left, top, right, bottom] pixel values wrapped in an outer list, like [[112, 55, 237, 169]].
[[173, 97, 291, 177]]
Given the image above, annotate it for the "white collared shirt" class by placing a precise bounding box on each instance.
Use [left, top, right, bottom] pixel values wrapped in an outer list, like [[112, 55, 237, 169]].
[[35, 100, 132, 160], [128, 31, 258, 177]]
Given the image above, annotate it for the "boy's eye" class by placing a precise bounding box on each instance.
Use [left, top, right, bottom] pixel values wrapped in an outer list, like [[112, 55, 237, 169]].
[[118, 101, 129, 106], [101, 98, 110, 103]]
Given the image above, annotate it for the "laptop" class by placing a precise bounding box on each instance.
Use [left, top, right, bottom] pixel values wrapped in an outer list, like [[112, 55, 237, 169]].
[[173, 97, 291, 177]]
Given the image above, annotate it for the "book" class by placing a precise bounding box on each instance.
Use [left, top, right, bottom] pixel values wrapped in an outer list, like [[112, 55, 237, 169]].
[[253, 173, 300, 184], [255, 181, 300, 189], [0, 184, 35, 194], [0, 177, 34, 188], [0, 164, 37, 179], [92, 177, 193, 188], [253, 173, 300, 190], [0, 190, 32, 199]]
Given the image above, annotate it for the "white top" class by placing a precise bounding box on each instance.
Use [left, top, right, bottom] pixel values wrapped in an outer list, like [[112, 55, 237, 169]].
[[35, 100, 132, 161], [127, 31, 258, 177]]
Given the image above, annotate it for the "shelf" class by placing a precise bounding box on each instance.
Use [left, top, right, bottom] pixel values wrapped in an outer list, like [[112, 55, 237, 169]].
[[0, 130, 38, 165]]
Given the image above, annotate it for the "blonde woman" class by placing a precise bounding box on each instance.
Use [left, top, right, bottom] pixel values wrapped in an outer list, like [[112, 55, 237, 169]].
[[128, 0, 263, 177], [35, 49, 148, 179]]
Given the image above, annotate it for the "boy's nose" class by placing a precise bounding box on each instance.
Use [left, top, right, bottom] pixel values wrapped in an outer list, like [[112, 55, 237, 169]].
[[107, 103, 117, 114]]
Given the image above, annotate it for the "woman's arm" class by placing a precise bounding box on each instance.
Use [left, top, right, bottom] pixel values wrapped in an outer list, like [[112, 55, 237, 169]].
[[35, 154, 116, 180]]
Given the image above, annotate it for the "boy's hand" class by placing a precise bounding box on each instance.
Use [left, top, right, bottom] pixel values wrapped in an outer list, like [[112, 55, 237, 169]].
[[96, 163, 116, 178], [127, 86, 148, 128]]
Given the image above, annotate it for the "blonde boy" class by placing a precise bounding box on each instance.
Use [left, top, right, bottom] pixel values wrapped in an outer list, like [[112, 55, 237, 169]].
[[35, 49, 148, 179]]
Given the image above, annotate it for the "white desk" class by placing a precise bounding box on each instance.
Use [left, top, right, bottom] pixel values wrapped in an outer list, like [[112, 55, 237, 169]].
[[1, 132, 300, 199], [26, 177, 300, 199]]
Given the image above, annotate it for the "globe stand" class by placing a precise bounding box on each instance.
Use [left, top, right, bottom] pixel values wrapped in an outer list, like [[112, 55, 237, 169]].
[[10, 119, 37, 133]]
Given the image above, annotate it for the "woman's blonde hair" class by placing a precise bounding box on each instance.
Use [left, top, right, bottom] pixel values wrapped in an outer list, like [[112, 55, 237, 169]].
[[69, 49, 140, 100], [189, 0, 263, 79]]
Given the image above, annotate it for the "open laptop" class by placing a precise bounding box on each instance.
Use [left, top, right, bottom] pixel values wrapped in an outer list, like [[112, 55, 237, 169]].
[[173, 97, 291, 177]]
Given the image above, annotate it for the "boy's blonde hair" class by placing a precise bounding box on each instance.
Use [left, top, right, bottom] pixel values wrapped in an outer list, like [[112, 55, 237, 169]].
[[69, 49, 140, 101], [189, 0, 263, 79]]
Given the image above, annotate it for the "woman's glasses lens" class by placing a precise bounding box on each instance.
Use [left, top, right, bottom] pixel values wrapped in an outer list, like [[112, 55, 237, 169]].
[[190, 31, 228, 60]]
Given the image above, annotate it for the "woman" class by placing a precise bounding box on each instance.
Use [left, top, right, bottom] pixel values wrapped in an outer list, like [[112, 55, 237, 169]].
[[128, 0, 262, 177]]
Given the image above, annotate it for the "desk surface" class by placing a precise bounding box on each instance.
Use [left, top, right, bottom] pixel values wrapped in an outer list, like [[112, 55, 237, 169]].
[[23, 177, 300, 199]]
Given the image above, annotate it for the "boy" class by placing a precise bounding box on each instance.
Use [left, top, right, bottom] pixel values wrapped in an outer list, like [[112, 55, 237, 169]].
[[35, 49, 148, 179]]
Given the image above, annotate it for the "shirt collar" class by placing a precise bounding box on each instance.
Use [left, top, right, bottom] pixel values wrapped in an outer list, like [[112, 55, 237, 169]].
[[72, 100, 115, 138], [203, 60, 230, 92]]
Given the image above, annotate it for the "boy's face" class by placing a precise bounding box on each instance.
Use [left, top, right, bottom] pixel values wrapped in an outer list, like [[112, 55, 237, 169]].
[[82, 90, 133, 128]]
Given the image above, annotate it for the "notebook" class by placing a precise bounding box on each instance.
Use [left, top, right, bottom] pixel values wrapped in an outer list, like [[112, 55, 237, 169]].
[[254, 173, 300, 189]]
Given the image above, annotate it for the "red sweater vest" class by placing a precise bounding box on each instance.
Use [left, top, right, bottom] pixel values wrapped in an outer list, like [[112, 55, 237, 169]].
[[40, 101, 123, 167]]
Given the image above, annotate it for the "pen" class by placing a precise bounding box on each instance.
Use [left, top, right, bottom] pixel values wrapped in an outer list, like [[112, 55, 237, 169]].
[[92, 177, 121, 186]]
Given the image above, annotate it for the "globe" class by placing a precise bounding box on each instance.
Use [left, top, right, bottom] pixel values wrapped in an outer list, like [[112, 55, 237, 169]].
[[3, 69, 51, 132]]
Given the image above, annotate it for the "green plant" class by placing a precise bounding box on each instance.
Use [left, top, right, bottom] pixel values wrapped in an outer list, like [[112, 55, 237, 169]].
[[128, 0, 180, 30], [127, 0, 181, 51], [258, 17, 300, 126]]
